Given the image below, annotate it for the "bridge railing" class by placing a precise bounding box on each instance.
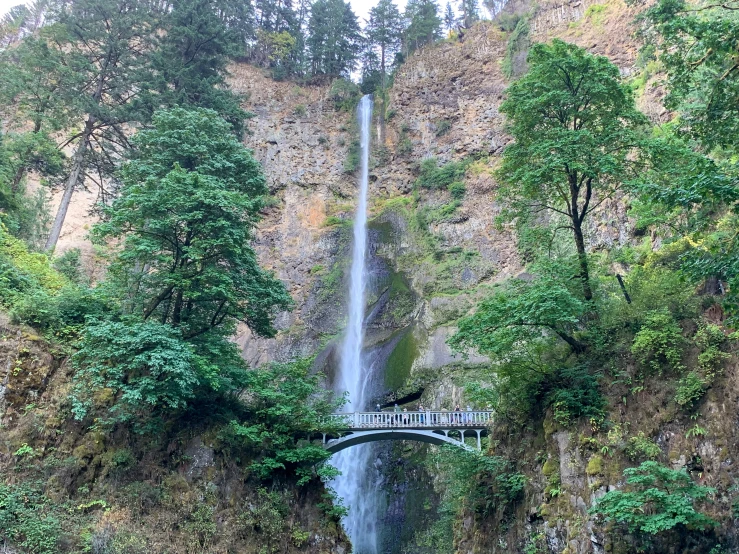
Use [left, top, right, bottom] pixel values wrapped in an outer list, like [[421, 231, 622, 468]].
[[327, 410, 492, 429]]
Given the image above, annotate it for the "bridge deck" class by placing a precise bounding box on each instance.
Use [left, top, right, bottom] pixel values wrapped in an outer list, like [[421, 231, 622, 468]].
[[328, 410, 492, 432]]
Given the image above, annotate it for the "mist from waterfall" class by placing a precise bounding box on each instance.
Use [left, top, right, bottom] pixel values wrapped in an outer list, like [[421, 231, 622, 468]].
[[330, 95, 379, 554]]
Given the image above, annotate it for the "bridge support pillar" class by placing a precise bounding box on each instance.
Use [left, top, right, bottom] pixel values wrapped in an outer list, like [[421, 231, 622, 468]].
[[322, 433, 326, 445], [475, 430, 481, 451]]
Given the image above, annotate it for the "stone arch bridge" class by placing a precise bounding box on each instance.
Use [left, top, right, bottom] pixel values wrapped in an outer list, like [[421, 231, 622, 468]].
[[321, 411, 492, 454]]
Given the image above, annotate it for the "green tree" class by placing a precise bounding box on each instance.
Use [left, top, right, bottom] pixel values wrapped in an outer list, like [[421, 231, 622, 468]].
[[145, 0, 253, 135], [495, 40, 649, 301], [634, 1, 739, 325], [591, 461, 716, 537], [403, 0, 442, 55], [638, 0, 739, 154], [443, 2, 456, 31], [0, 0, 48, 47], [459, 0, 478, 28], [222, 359, 344, 485], [40, 0, 157, 252], [71, 319, 202, 425], [307, 0, 362, 78], [448, 269, 587, 357], [93, 108, 292, 338], [0, 36, 78, 194], [367, 0, 405, 87], [71, 108, 291, 427]]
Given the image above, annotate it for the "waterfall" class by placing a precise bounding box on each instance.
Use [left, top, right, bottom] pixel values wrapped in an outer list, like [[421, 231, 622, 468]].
[[331, 95, 379, 554]]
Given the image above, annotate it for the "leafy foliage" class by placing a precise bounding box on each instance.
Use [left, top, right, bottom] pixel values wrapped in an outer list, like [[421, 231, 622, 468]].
[[496, 39, 650, 300], [630, 310, 685, 374], [71, 319, 201, 427], [94, 108, 292, 340], [449, 271, 587, 358], [220, 359, 344, 485], [638, 0, 739, 153], [625, 433, 662, 462], [415, 157, 467, 190], [591, 461, 716, 535], [0, 482, 60, 554]]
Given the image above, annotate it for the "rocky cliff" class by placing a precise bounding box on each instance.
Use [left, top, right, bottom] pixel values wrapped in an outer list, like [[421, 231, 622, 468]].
[[28, 0, 738, 551]]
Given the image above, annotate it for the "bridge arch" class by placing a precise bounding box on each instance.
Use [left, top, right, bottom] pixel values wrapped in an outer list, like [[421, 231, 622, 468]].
[[324, 429, 478, 454]]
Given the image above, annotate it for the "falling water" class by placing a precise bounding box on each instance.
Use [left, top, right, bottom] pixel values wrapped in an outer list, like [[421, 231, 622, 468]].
[[331, 95, 379, 554]]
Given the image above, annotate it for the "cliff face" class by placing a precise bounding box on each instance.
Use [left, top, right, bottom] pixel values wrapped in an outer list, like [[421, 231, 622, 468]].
[[27, 0, 738, 551], [223, 2, 738, 553]]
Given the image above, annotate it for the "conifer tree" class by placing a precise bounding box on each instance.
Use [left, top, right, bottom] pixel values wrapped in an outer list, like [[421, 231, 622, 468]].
[[367, 0, 404, 87], [403, 0, 441, 56], [307, 0, 361, 78], [145, 0, 253, 134], [443, 2, 456, 32], [459, 0, 478, 28], [41, 0, 156, 252], [0, 36, 76, 192]]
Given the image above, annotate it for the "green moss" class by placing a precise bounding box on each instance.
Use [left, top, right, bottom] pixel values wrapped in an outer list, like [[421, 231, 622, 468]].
[[586, 455, 604, 476], [584, 3, 608, 26], [385, 330, 420, 390], [542, 457, 558, 477]]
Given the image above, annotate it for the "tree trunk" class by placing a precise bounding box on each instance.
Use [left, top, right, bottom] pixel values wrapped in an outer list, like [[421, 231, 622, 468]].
[[45, 44, 112, 252], [572, 220, 593, 301], [555, 330, 587, 354], [44, 117, 94, 252]]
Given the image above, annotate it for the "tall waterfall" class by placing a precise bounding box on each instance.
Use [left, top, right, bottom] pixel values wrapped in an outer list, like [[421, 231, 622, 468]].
[[331, 95, 379, 554]]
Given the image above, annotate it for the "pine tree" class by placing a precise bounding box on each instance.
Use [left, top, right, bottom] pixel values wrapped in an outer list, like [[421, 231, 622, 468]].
[[367, 0, 404, 88], [145, 0, 253, 134], [459, 0, 478, 28], [443, 2, 456, 32], [403, 0, 441, 56], [307, 0, 361, 78], [0, 36, 76, 192], [42, 0, 156, 252]]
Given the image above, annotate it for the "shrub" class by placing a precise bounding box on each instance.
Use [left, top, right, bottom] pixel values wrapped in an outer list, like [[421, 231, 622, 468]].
[[328, 79, 362, 112], [631, 310, 684, 373], [675, 371, 707, 409], [0, 225, 65, 306], [0, 483, 60, 554], [416, 158, 467, 190], [590, 461, 716, 535], [71, 319, 201, 427], [435, 119, 452, 137], [53, 248, 86, 284], [293, 104, 307, 117], [546, 365, 605, 426], [397, 137, 413, 156], [344, 139, 360, 173], [220, 359, 344, 485], [448, 181, 466, 200], [625, 432, 661, 461], [695, 323, 730, 378], [496, 12, 521, 32]]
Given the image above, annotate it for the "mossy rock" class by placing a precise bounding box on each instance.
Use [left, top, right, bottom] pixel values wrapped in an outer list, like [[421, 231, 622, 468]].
[[542, 457, 558, 477], [586, 454, 604, 476], [384, 329, 420, 390]]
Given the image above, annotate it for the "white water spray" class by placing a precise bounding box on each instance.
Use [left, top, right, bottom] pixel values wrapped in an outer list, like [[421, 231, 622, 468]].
[[331, 96, 379, 554]]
